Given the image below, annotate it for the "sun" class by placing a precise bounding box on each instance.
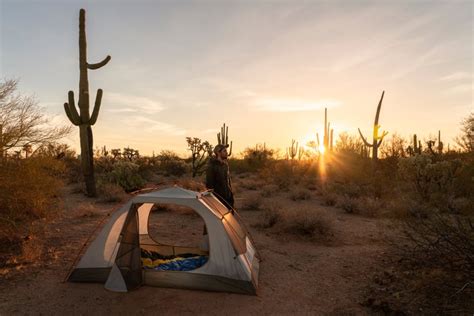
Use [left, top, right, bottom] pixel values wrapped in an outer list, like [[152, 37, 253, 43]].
[[319, 144, 326, 154]]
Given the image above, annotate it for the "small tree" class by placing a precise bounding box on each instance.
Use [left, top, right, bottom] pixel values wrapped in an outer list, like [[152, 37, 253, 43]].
[[186, 137, 212, 177], [456, 112, 474, 152], [0, 79, 71, 160]]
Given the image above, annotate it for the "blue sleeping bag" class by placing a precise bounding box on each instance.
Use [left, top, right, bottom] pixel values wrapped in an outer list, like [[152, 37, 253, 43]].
[[146, 256, 208, 271]]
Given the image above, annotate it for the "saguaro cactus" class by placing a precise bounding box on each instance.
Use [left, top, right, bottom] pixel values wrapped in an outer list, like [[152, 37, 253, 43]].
[[63, 9, 111, 196], [318, 107, 334, 153], [217, 123, 233, 156], [287, 139, 299, 160], [358, 91, 388, 160], [437, 130, 444, 154]]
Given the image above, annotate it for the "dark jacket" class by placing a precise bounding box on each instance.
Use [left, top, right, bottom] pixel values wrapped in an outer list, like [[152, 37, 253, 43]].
[[205, 157, 234, 209]]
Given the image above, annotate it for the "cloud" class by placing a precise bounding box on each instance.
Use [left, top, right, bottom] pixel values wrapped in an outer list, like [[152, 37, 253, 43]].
[[253, 98, 341, 112], [440, 72, 472, 82], [444, 83, 473, 95], [105, 92, 165, 114], [127, 115, 186, 136]]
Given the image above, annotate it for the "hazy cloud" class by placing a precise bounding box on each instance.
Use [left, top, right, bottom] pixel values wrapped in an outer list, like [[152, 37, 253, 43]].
[[106, 92, 165, 114], [253, 98, 341, 112], [127, 115, 186, 136], [440, 72, 472, 82]]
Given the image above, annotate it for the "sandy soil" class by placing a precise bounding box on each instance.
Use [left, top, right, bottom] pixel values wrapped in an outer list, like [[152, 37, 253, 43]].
[[0, 182, 393, 315]]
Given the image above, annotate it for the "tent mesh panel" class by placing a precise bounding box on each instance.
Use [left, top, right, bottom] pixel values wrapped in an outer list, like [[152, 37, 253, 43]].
[[115, 204, 142, 290]]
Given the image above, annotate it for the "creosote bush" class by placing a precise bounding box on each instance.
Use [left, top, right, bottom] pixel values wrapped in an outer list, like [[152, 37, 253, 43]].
[[97, 181, 126, 203], [257, 203, 332, 240], [289, 187, 312, 201], [240, 193, 262, 211], [99, 161, 146, 192], [0, 157, 65, 241]]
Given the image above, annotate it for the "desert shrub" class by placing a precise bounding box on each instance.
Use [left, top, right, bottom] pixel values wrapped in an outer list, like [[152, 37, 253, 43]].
[[398, 155, 462, 208], [261, 160, 295, 189], [289, 188, 312, 201], [257, 204, 332, 240], [257, 203, 282, 228], [359, 196, 385, 217], [260, 184, 279, 197], [173, 178, 206, 192], [337, 194, 359, 213], [151, 203, 196, 215], [240, 193, 262, 210], [101, 161, 146, 192], [97, 181, 126, 203], [320, 189, 338, 206], [370, 209, 474, 314], [232, 145, 275, 173], [0, 157, 65, 240], [239, 177, 260, 191], [337, 195, 384, 216], [157, 151, 188, 177], [280, 207, 332, 240]]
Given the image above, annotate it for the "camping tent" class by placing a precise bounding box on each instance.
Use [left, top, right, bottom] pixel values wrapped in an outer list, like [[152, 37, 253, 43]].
[[68, 187, 260, 295]]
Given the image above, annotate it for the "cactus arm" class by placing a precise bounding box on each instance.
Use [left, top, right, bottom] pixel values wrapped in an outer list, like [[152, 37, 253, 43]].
[[87, 55, 111, 70], [64, 91, 81, 125], [89, 89, 103, 125], [64, 103, 81, 126], [373, 91, 385, 126], [358, 128, 373, 147], [225, 125, 228, 145], [377, 130, 388, 147], [229, 141, 233, 156]]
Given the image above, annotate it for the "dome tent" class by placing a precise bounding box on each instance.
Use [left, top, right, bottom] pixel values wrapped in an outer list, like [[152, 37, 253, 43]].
[[68, 187, 260, 295]]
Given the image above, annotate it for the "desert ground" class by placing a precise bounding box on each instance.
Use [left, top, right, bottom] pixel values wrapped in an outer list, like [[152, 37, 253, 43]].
[[0, 176, 395, 315]]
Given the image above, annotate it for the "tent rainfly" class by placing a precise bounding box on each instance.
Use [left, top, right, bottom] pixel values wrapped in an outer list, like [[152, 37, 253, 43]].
[[68, 187, 260, 294]]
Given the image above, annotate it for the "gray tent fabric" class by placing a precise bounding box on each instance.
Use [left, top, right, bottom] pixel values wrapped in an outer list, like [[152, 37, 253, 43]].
[[68, 187, 260, 295], [105, 263, 127, 292]]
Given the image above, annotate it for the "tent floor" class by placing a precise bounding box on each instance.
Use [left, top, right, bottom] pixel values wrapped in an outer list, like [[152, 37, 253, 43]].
[[68, 268, 256, 295], [143, 270, 256, 295]]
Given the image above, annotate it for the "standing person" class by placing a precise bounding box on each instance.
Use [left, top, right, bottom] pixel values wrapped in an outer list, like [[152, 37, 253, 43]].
[[205, 144, 234, 210]]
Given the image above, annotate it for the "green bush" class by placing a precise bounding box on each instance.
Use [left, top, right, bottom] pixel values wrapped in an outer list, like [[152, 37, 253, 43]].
[[101, 161, 146, 192], [157, 150, 188, 176], [398, 154, 463, 208]]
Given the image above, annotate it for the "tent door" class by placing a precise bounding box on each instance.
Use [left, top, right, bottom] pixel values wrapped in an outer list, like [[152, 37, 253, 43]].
[[113, 204, 142, 290]]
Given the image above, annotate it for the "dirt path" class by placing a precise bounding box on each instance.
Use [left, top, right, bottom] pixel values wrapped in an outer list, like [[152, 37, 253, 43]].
[[0, 184, 391, 315]]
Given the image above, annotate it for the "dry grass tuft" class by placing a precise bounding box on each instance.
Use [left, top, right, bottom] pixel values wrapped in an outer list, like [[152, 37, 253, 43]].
[[240, 193, 263, 211], [97, 182, 127, 203], [337, 195, 385, 217], [257, 203, 333, 240], [239, 177, 261, 191], [172, 178, 206, 192], [151, 203, 197, 216], [289, 188, 312, 201], [260, 184, 280, 197], [321, 189, 338, 206], [76, 203, 100, 218]]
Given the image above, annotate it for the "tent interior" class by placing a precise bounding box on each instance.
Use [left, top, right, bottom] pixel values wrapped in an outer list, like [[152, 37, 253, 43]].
[[139, 203, 210, 273]]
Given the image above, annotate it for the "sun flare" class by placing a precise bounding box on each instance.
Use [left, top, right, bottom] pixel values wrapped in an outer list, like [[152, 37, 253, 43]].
[[319, 144, 326, 154]]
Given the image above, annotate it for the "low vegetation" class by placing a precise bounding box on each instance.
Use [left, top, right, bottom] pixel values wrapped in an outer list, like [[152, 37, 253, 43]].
[[1, 78, 473, 313]]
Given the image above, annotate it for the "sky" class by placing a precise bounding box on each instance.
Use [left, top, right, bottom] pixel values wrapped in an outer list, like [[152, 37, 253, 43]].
[[1, 0, 472, 156]]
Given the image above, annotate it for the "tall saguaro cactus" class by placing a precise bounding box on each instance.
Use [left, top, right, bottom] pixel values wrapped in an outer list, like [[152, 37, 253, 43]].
[[64, 9, 111, 196], [320, 107, 334, 152], [287, 139, 299, 160], [217, 123, 233, 156], [358, 91, 388, 161]]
